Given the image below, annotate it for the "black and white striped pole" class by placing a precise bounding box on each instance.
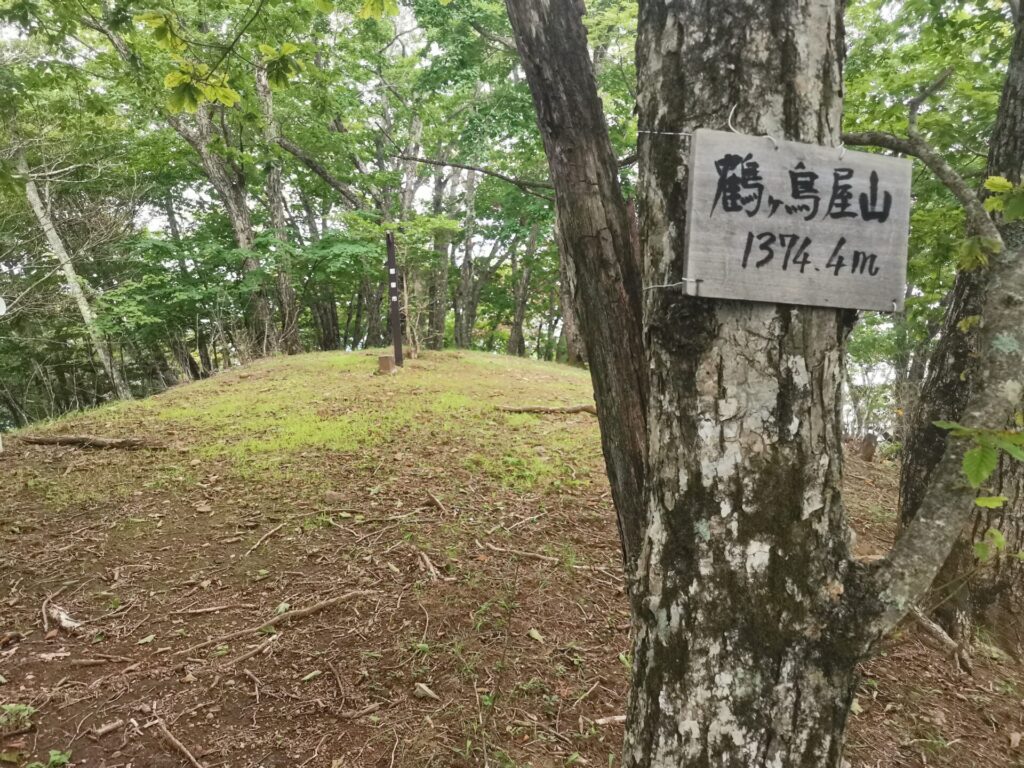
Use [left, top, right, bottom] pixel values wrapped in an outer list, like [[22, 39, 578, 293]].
[[385, 231, 403, 367]]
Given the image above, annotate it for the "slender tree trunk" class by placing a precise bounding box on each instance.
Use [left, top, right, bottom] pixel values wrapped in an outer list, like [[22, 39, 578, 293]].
[[506, 0, 648, 572], [507, 226, 537, 357], [899, 7, 1024, 636], [362, 280, 386, 347], [312, 292, 342, 351], [82, 19, 272, 357], [556, 228, 587, 366], [18, 151, 132, 401], [427, 162, 452, 350], [351, 288, 365, 349], [255, 66, 301, 355], [454, 170, 478, 348], [172, 336, 203, 380]]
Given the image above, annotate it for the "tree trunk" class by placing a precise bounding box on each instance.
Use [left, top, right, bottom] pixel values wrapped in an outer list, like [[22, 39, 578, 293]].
[[506, 0, 648, 572], [507, 226, 537, 356], [18, 151, 132, 401], [627, 3, 861, 762], [81, 18, 272, 357], [427, 162, 451, 350], [255, 66, 301, 355], [556, 228, 587, 366], [899, 7, 1024, 635], [312, 293, 342, 351], [351, 288, 365, 348], [508, 0, 873, 763], [362, 280, 386, 348], [172, 336, 204, 381], [453, 170, 478, 349]]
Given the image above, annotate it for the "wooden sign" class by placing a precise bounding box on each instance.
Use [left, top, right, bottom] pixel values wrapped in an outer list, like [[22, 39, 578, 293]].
[[683, 129, 911, 311]]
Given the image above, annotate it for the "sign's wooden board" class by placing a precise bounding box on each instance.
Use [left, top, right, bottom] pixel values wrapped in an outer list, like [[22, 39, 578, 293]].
[[684, 129, 911, 311]]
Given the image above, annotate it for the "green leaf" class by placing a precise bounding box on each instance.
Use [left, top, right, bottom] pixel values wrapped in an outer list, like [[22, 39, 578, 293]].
[[974, 540, 992, 562], [985, 527, 1007, 551], [983, 195, 1005, 213], [358, 0, 388, 18], [1004, 192, 1024, 222], [956, 315, 982, 333], [963, 445, 999, 487], [975, 495, 1007, 509], [932, 420, 962, 431], [316, 0, 333, 10], [983, 175, 1014, 193]]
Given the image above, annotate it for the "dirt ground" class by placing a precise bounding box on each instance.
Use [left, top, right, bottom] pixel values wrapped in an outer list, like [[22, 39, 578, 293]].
[[1, 351, 1022, 767]]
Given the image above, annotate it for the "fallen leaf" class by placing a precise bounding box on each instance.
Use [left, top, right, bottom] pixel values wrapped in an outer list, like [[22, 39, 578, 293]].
[[1011, 732, 1021, 749], [528, 628, 545, 644], [302, 670, 322, 682], [137, 634, 155, 645]]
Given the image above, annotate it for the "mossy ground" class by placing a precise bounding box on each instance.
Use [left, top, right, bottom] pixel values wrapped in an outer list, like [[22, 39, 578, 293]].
[[1, 350, 1021, 767]]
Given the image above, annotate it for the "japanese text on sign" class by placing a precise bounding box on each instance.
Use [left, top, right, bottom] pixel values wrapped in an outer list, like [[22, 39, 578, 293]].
[[683, 129, 911, 311]]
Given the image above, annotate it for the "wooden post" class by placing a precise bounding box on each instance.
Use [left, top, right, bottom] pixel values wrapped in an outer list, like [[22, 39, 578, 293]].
[[385, 231, 403, 367]]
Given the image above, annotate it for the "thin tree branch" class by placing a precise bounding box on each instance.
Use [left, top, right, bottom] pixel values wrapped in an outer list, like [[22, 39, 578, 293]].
[[842, 67, 1002, 249], [907, 66, 955, 136], [393, 155, 554, 200], [841, 130, 1002, 247], [276, 136, 366, 210], [468, 20, 517, 53]]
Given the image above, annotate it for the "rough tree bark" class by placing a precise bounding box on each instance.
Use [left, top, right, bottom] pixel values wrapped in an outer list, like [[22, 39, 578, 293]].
[[17, 151, 132, 401], [556, 227, 587, 366]]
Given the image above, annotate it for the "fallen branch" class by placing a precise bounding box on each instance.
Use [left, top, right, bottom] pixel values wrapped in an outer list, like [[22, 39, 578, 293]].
[[170, 604, 257, 616], [243, 523, 286, 557], [480, 541, 608, 571], [175, 590, 376, 657], [497, 404, 597, 416], [18, 434, 156, 450], [155, 719, 206, 768], [910, 607, 974, 675]]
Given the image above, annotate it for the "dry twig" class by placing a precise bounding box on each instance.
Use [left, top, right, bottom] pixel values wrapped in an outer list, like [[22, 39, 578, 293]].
[[175, 590, 376, 656], [155, 719, 206, 768], [243, 522, 286, 557]]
